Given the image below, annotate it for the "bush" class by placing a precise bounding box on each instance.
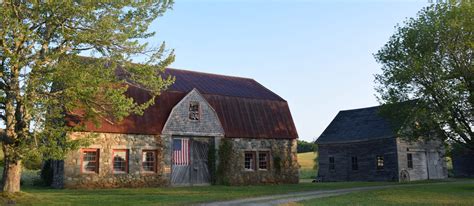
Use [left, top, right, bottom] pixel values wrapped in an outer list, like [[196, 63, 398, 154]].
[[273, 156, 281, 174], [207, 142, 217, 185], [216, 139, 233, 185]]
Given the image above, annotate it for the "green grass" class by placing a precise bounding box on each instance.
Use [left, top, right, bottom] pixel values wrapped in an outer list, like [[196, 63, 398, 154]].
[[297, 180, 474, 206], [3, 182, 398, 206], [298, 152, 317, 179]]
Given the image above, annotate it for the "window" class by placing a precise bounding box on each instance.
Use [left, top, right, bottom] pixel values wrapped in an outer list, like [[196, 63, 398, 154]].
[[407, 153, 413, 169], [82, 149, 99, 173], [258, 152, 269, 170], [376, 155, 384, 170], [113, 149, 129, 174], [329, 156, 335, 171], [142, 150, 157, 172], [351, 156, 358, 170], [244, 152, 256, 171], [189, 101, 200, 120]]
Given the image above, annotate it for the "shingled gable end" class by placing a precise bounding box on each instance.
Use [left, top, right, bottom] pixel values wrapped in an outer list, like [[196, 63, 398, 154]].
[[53, 68, 299, 188], [316, 105, 448, 182]]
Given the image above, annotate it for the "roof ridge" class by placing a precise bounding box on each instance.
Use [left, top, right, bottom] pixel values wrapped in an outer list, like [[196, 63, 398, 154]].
[[339, 104, 382, 112], [166, 68, 255, 81]]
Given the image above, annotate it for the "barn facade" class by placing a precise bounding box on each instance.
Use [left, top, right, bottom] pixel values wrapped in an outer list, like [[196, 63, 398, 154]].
[[316, 106, 448, 182], [53, 69, 299, 188]]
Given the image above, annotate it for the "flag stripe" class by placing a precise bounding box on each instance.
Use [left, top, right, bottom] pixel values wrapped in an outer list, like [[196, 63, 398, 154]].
[[173, 138, 190, 165]]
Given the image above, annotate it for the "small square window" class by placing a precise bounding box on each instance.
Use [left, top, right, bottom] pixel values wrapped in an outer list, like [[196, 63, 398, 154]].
[[82, 149, 99, 173], [244, 152, 256, 171], [407, 153, 413, 169], [113, 149, 129, 174], [351, 156, 358, 170], [142, 150, 157, 172], [329, 156, 335, 171], [189, 102, 200, 120], [376, 155, 384, 170], [258, 152, 269, 170]]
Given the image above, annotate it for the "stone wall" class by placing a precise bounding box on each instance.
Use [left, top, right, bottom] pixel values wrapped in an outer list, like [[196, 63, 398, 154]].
[[220, 138, 299, 185], [59, 89, 298, 188], [62, 132, 168, 189], [318, 138, 399, 182], [396, 139, 447, 181]]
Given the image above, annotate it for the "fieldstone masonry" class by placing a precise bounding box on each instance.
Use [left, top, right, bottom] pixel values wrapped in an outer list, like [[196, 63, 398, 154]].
[[63, 132, 168, 188], [57, 89, 298, 188], [223, 138, 299, 185]]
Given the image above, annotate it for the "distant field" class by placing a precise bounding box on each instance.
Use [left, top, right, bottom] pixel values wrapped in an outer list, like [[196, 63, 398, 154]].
[[298, 152, 317, 179]]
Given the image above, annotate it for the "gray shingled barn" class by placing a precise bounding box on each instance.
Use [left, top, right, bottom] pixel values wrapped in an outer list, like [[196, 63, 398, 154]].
[[316, 105, 448, 182]]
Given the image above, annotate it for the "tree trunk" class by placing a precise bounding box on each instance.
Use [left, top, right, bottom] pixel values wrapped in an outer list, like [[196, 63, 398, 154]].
[[2, 157, 22, 193]]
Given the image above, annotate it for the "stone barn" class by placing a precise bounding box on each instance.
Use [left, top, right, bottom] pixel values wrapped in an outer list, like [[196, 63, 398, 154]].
[[316, 105, 448, 182], [53, 69, 299, 188]]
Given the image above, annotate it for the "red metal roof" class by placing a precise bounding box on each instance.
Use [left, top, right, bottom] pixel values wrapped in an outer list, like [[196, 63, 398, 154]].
[[164, 69, 284, 101], [79, 68, 298, 139]]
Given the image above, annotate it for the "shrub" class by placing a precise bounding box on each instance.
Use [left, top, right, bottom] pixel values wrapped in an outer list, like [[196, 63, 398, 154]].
[[216, 139, 233, 185], [273, 156, 281, 174], [207, 142, 217, 185]]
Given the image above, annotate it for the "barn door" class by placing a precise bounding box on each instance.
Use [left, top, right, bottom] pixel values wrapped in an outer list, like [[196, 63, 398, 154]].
[[414, 151, 429, 180], [427, 152, 441, 179], [191, 138, 210, 185], [171, 137, 210, 186], [171, 138, 191, 186]]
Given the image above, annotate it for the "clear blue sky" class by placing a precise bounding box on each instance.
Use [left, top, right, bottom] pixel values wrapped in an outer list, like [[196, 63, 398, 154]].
[[144, 0, 429, 142]]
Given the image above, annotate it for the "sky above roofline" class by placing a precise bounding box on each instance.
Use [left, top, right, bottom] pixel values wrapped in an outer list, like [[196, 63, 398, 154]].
[[133, 0, 429, 142]]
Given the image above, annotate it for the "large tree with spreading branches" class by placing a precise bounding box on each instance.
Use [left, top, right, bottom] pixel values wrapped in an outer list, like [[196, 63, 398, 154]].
[[375, 1, 473, 151], [0, 1, 175, 193]]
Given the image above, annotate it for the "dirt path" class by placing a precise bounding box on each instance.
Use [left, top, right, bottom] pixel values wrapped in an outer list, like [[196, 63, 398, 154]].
[[197, 183, 435, 206]]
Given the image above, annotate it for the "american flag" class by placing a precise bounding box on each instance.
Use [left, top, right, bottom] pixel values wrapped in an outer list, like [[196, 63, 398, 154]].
[[173, 138, 190, 165]]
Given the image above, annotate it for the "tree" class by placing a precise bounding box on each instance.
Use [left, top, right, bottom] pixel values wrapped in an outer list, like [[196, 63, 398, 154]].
[[0, 1, 175, 193], [375, 1, 473, 152], [297, 140, 316, 153]]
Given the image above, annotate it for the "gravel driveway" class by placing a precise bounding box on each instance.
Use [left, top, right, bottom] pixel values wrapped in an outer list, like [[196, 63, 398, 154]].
[[197, 183, 430, 206]]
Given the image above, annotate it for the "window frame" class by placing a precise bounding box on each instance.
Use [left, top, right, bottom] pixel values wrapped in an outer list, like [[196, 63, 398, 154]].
[[376, 155, 384, 170], [81, 148, 100, 174], [244, 151, 256, 171], [407, 153, 413, 169], [258, 151, 270, 170], [351, 156, 358, 171], [112, 149, 129, 174], [141, 150, 157, 173], [328, 156, 335, 171], [189, 101, 201, 121]]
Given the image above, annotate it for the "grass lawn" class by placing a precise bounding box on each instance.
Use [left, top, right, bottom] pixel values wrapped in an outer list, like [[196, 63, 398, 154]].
[[298, 152, 317, 179], [4, 181, 397, 206], [296, 180, 474, 206]]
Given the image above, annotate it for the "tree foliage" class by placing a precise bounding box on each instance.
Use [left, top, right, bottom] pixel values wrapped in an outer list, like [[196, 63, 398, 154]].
[[297, 140, 316, 153], [0, 1, 174, 193], [375, 1, 473, 151]]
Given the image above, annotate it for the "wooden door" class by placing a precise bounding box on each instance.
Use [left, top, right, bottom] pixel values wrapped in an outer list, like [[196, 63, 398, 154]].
[[427, 152, 442, 179], [171, 137, 210, 186], [171, 138, 191, 186], [191, 138, 211, 185]]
